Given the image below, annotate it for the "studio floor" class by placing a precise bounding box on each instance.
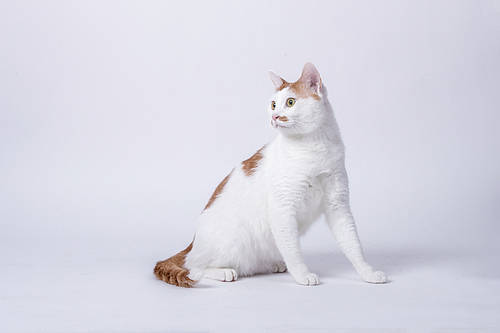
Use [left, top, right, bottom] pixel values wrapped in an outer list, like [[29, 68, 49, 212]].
[[2, 241, 499, 333]]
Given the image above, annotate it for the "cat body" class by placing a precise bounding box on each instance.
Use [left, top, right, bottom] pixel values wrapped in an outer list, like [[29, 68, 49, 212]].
[[154, 64, 387, 287]]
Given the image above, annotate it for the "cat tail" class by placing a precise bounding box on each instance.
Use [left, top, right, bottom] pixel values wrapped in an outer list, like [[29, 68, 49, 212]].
[[154, 242, 198, 288]]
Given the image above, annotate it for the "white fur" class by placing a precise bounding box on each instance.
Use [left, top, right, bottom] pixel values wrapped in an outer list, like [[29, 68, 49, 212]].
[[185, 64, 387, 286]]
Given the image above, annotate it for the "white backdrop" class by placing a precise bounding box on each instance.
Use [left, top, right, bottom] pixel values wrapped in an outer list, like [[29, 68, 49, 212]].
[[1, 1, 499, 332]]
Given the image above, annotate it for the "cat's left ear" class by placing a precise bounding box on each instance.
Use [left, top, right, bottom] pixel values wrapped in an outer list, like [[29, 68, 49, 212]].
[[298, 63, 322, 95]]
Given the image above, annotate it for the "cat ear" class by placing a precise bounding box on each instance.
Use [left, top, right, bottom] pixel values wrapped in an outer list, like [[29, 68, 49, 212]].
[[298, 63, 322, 94], [268, 71, 285, 89]]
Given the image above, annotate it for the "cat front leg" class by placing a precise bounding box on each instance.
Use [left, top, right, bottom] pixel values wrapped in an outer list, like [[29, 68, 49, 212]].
[[320, 167, 388, 284], [269, 197, 319, 286]]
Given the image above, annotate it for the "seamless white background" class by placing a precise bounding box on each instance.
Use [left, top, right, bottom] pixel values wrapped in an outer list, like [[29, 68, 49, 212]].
[[1, 1, 500, 332]]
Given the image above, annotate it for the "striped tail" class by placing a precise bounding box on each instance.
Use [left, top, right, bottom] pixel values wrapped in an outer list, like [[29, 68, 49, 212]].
[[154, 242, 195, 288]]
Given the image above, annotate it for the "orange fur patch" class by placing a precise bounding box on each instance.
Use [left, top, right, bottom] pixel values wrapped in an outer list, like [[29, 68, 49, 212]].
[[277, 116, 288, 122], [277, 79, 321, 101], [204, 170, 233, 210], [242, 146, 265, 176], [154, 242, 194, 288]]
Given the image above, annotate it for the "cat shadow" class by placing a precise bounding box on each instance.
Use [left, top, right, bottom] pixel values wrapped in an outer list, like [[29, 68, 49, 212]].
[[304, 246, 500, 280]]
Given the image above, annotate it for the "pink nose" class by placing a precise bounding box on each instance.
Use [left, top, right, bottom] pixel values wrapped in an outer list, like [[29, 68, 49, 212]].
[[272, 115, 280, 121]]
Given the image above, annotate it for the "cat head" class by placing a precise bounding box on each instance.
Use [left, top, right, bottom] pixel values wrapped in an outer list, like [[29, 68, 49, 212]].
[[268, 63, 327, 136]]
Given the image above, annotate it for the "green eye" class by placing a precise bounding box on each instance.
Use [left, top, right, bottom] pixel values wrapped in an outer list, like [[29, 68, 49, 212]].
[[271, 101, 276, 110], [286, 98, 296, 107]]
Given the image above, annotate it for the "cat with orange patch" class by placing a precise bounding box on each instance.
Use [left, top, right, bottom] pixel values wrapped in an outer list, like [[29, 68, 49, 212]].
[[154, 63, 387, 287]]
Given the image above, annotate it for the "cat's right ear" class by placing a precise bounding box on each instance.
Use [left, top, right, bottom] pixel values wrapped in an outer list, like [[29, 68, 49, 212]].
[[269, 71, 285, 90]]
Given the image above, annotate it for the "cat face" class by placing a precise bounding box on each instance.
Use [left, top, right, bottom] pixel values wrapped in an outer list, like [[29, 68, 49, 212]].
[[268, 63, 326, 135]]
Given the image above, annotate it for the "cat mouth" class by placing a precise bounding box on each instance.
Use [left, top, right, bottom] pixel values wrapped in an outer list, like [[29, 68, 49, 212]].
[[271, 120, 291, 129]]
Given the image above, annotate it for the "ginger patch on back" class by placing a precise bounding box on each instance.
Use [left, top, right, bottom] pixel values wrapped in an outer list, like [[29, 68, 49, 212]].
[[204, 170, 233, 210], [242, 146, 265, 176]]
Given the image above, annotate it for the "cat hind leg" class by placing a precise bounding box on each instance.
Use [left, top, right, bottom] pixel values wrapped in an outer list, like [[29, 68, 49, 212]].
[[271, 261, 287, 273]]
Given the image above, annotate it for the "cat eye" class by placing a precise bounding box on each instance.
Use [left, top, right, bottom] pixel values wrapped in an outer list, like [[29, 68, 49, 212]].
[[271, 101, 276, 110], [286, 98, 296, 107]]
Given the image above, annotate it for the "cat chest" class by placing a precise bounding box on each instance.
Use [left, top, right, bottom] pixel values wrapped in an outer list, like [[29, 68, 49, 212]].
[[277, 145, 337, 175], [295, 176, 324, 229], [300, 176, 324, 208]]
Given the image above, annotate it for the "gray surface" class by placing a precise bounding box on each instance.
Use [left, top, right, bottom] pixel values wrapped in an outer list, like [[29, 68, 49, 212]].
[[1, 1, 499, 332]]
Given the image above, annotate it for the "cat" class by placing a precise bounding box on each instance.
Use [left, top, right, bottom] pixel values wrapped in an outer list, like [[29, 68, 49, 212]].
[[154, 63, 387, 287]]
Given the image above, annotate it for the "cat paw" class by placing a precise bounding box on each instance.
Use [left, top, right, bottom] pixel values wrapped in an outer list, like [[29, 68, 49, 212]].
[[360, 269, 388, 284], [204, 268, 238, 282], [295, 272, 320, 286], [221, 268, 238, 282], [272, 261, 287, 273]]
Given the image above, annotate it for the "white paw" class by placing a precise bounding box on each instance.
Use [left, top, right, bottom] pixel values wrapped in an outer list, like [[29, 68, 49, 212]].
[[361, 269, 388, 284], [272, 261, 287, 273], [221, 268, 238, 282], [204, 268, 238, 282], [295, 272, 320, 286]]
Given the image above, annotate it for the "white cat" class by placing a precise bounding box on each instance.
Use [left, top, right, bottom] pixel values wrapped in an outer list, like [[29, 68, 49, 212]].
[[154, 63, 387, 287]]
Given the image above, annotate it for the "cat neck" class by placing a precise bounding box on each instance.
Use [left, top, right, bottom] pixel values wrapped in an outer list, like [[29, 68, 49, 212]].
[[279, 126, 331, 145]]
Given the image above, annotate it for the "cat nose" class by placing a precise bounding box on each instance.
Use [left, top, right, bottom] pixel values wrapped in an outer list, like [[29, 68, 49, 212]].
[[272, 114, 280, 121]]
